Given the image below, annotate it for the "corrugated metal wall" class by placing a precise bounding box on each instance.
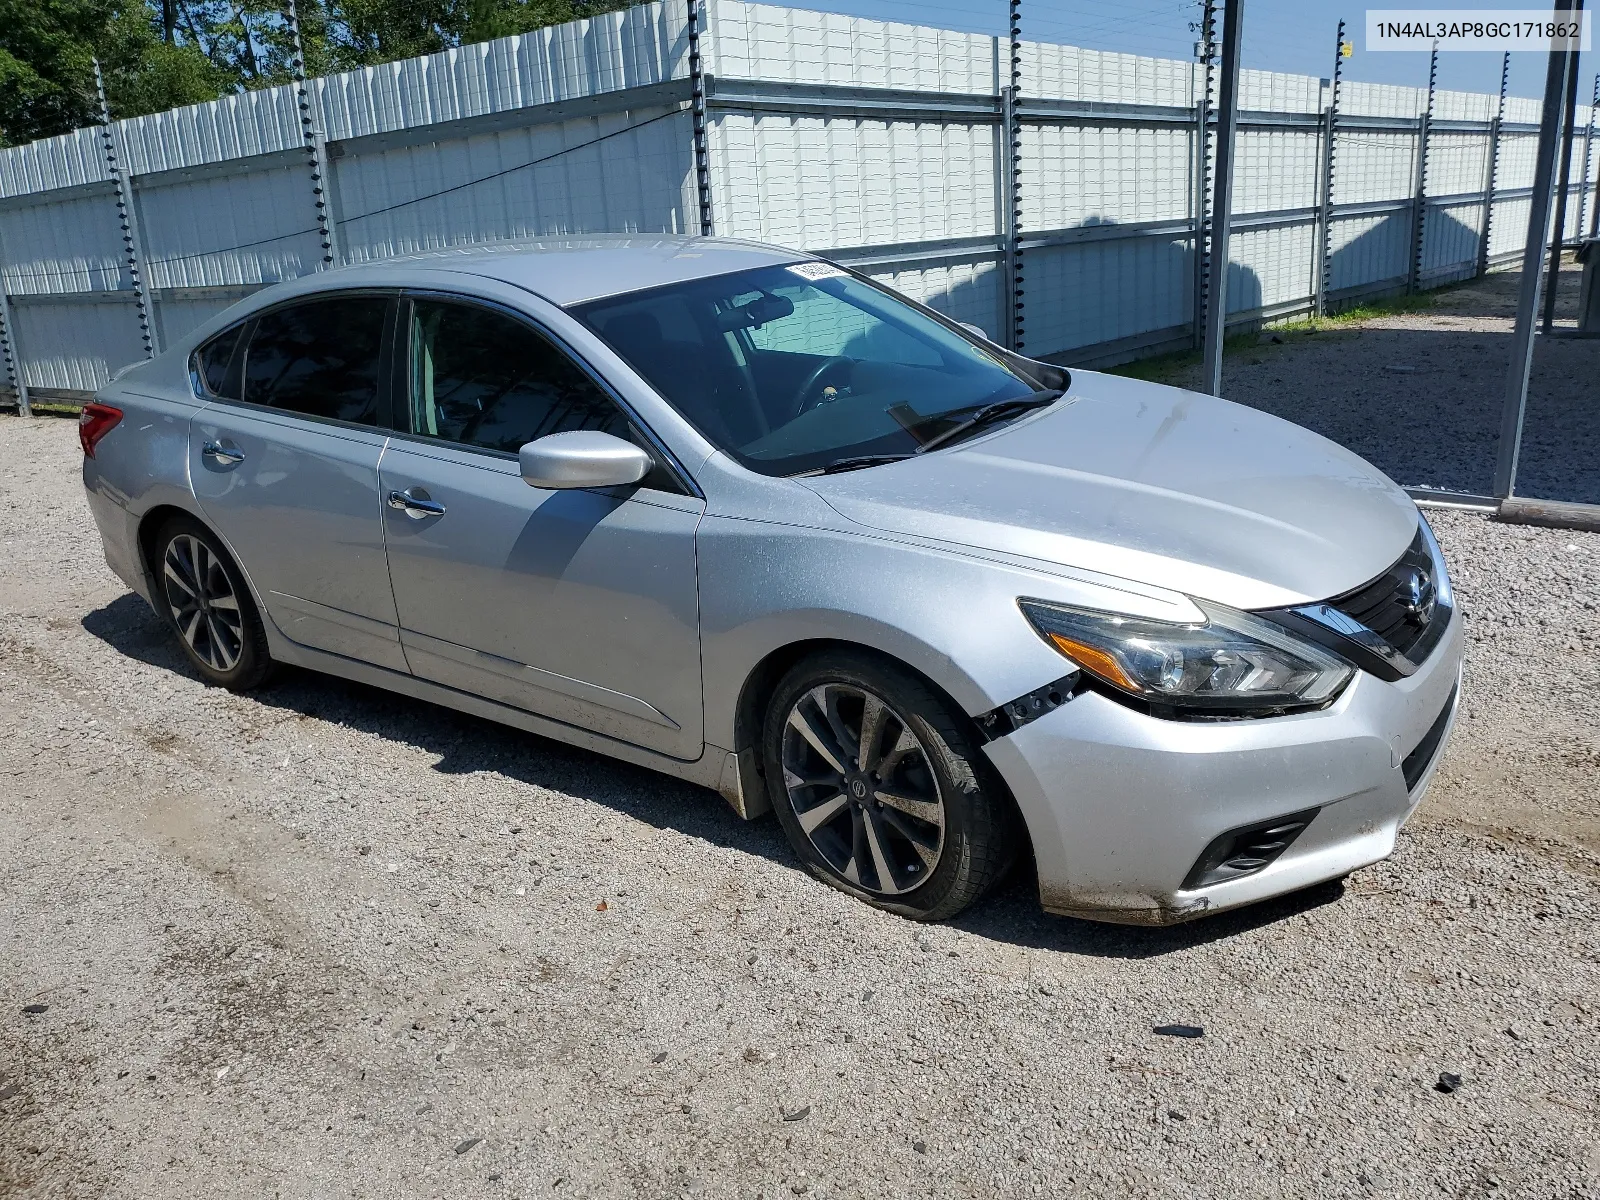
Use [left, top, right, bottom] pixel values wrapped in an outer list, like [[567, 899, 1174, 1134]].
[[0, 0, 1596, 396]]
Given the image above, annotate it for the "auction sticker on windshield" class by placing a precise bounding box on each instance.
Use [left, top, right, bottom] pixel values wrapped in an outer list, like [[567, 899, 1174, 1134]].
[[789, 261, 848, 281]]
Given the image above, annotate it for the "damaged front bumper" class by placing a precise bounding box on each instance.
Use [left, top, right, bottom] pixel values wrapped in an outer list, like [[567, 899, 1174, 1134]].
[[980, 607, 1465, 926]]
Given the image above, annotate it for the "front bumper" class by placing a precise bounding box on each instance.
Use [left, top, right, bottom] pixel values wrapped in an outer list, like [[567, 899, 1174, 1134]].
[[982, 605, 1465, 925]]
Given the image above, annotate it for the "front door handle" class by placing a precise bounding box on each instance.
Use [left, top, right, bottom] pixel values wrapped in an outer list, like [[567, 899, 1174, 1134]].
[[387, 487, 446, 519], [202, 440, 245, 465]]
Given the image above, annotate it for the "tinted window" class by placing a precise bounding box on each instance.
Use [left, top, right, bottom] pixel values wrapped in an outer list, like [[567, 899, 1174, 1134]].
[[407, 299, 628, 454], [574, 264, 1040, 477], [243, 297, 388, 425], [194, 324, 243, 399]]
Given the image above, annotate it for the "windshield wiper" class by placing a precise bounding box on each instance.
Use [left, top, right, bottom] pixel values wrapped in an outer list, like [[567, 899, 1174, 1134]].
[[913, 389, 1062, 454], [796, 453, 915, 477]]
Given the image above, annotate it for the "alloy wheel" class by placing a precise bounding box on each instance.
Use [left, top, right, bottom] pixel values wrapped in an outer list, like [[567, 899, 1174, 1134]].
[[162, 534, 244, 672], [781, 684, 946, 895]]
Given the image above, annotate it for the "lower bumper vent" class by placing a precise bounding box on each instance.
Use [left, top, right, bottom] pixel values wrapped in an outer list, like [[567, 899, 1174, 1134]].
[[1182, 807, 1321, 890], [1401, 682, 1459, 792]]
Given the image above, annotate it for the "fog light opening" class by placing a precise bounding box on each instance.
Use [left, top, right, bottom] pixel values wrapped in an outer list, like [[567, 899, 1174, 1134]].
[[1181, 807, 1321, 891]]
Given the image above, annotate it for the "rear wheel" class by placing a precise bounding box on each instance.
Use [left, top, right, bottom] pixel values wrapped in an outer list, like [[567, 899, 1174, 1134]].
[[152, 515, 273, 691], [762, 650, 1016, 921]]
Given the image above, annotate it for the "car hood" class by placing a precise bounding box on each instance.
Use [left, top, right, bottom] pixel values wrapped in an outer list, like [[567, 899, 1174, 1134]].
[[800, 370, 1420, 610]]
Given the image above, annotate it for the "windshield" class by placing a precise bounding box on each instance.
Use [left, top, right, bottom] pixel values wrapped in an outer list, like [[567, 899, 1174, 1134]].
[[570, 263, 1048, 476]]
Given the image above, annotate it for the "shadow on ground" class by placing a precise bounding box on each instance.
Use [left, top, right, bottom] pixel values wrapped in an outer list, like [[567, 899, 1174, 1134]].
[[83, 590, 1340, 959]]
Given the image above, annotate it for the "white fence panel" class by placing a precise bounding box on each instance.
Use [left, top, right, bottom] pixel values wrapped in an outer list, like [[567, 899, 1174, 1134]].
[[0, 0, 1595, 397], [339, 106, 693, 262], [12, 300, 144, 391], [711, 113, 997, 248], [0, 193, 125, 295], [136, 163, 325, 291], [715, 4, 996, 94]]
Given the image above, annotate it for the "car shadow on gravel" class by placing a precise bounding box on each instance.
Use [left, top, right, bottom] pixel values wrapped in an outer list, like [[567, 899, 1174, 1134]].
[[81, 593, 794, 863], [84, 591, 1346, 956]]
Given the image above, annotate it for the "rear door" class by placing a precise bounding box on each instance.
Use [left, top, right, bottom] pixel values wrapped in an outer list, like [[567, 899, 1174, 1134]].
[[190, 292, 408, 672], [377, 294, 705, 759]]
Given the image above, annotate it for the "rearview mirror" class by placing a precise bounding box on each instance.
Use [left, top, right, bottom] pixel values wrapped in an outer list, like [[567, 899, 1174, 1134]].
[[958, 321, 991, 342], [518, 431, 652, 490]]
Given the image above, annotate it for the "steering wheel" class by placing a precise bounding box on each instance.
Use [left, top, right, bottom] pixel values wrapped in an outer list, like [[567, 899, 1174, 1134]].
[[792, 356, 854, 418]]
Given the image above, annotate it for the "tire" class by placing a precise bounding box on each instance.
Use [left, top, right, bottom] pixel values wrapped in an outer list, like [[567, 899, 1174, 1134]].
[[761, 649, 1017, 921], [151, 514, 274, 691]]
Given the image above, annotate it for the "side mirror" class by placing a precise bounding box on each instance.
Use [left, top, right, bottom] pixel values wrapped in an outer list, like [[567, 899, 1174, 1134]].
[[518, 431, 652, 490], [958, 321, 991, 342]]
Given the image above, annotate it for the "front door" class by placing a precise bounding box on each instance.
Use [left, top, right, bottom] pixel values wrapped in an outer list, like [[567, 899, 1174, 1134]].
[[189, 293, 408, 673], [377, 295, 705, 760]]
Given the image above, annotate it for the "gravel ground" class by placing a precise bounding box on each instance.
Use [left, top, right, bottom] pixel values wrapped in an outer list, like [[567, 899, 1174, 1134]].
[[1148, 261, 1600, 504], [2, 416, 1598, 1200]]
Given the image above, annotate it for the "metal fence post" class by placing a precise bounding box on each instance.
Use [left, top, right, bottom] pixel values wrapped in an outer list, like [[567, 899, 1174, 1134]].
[[0, 250, 28, 415], [687, 0, 714, 236], [1313, 20, 1345, 319], [1494, 0, 1578, 498], [1409, 43, 1437, 295], [1479, 52, 1509, 277], [94, 59, 158, 359], [1540, 0, 1584, 333], [1004, 0, 1024, 353], [286, 0, 338, 267], [1200, 0, 1242, 396], [1580, 73, 1598, 239], [1192, 0, 1216, 347]]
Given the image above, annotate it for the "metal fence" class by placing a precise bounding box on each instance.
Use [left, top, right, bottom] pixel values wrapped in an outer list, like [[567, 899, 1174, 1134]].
[[0, 0, 1596, 408]]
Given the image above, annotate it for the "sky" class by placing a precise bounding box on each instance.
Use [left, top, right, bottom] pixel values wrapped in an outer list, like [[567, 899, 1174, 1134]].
[[800, 0, 1599, 109]]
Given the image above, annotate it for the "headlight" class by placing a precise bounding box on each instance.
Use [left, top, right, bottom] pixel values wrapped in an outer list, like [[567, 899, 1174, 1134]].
[[1019, 597, 1355, 717]]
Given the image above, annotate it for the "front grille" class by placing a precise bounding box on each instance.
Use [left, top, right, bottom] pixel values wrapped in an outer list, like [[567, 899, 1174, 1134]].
[[1402, 682, 1459, 792], [1326, 527, 1444, 661], [1261, 521, 1454, 682]]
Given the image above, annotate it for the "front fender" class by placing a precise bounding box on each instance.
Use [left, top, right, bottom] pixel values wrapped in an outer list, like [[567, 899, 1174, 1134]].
[[696, 515, 1184, 748]]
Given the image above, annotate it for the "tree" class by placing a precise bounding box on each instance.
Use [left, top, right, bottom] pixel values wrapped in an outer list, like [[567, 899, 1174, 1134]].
[[1, 0, 638, 147], [0, 0, 224, 144]]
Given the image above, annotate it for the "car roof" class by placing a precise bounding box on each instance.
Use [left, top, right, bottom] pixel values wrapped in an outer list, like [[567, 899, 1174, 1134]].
[[343, 236, 811, 307]]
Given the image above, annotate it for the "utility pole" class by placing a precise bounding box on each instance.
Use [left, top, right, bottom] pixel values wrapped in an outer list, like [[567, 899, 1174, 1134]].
[[1200, 0, 1243, 396]]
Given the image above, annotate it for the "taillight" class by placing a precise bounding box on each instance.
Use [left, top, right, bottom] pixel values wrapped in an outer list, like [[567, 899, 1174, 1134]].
[[78, 403, 123, 458]]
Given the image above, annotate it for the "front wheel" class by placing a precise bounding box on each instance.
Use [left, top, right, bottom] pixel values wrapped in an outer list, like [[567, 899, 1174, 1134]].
[[152, 515, 274, 691], [761, 650, 1017, 921]]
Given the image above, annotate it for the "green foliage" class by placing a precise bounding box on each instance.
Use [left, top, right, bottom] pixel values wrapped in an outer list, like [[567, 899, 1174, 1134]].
[[1, 0, 639, 147]]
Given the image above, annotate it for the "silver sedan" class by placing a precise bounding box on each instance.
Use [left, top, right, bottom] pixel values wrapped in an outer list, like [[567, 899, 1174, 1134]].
[[79, 237, 1463, 924]]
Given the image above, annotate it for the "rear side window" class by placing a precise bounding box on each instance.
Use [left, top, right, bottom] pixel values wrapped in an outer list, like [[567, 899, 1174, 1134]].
[[243, 297, 388, 425], [193, 324, 244, 399]]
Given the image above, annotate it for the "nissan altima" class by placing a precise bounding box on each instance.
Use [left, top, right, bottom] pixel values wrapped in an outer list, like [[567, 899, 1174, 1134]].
[[79, 237, 1462, 923]]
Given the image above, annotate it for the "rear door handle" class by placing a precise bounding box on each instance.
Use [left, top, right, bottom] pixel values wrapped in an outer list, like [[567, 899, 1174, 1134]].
[[387, 487, 446, 519], [202, 440, 245, 465]]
